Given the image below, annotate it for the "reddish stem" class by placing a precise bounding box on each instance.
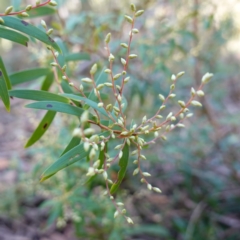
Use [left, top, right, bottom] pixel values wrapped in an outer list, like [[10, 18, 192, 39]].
[[0, 0, 51, 17]]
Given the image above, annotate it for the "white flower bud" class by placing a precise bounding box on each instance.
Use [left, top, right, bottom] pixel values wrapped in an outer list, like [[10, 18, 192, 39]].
[[80, 111, 89, 124], [191, 87, 196, 96], [124, 77, 130, 83], [126, 217, 134, 224], [166, 112, 173, 120], [177, 71, 185, 78], [114, 211, 119, 218], [147, 184, 152, 190], [142, 172, 151, 177], [132, 28, 139, 34], [129, 54, 138, 59], [81, 78, 93, 83], [187, 113, 193, 118], [90, 63, 97, 75], [153, 187, 162, 193], [109, 53, 115, 62], [133, 168, 139, 176], [104, 69, 111, 74], [202, 72, 213, 84], [83, 142, 90, 152], [49, 0, 58, 6], [135, 10, 144, 17], [103, 171, 108, 180], [158, 94, 165, 101], [113, 73, 121, 80], [117, 202, 124, 206], [4, 6, 13, 15], [105, 33, 111, 43], [121, 58, 127, 65], [124, 15, 133, 23], [89, 148, 96, 159], [191, 100, 202, 107], [178, 101, 186, 108], [171, 74, 176, 81], [197, 90, 204, 97], [121, 43, 128, 48], [142, 115, 147, 123]]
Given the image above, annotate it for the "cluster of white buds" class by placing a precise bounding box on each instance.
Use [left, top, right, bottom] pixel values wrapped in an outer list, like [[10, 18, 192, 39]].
[[43, 3, 213, 225]]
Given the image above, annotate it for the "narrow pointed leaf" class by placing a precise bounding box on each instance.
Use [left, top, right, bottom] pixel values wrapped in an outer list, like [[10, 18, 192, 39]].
[[27, 6, 56, 18], [65, 53, 90, 62], [26, 101, 84, 117], [60, 136, 81, 156], [9, 68, 51, 86], [0, 57, 12, 90], [40, 131, 110, 182], [1, 16, 61, 52], [40, 143, 88, 182], [61, 93, 110, 118], [110, 144, 129, 194], [25, 111, 56, 148], [0, 70, 11, 112], [41, 71, 54, 91], [0, 26, 29, 46], [9, 89, 69, 103]]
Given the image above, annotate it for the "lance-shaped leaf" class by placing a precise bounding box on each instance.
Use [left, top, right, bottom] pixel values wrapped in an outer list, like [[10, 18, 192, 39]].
[[25, 111, 56, 148], [41, 71, 54, 91], [0, 16, 61, 52], [0, 70, 11, 112], [40, 131, 110, 182], [0, 26, 29, 46], [40, 143, 88, 182], [9, 68, 51, 86], [110, 144, 129, 194], [60, 136, 81, 156], [0, 57, 12, 90], [61, 93, 111, 118], [27, 6, 56, 18], [65, 53, 90, 62], [9, 89, 69, 103], [26, 101, 84, 117]]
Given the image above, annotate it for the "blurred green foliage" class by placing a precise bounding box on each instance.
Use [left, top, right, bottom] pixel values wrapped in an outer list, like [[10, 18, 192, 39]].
[[0, 0, 240, 239]]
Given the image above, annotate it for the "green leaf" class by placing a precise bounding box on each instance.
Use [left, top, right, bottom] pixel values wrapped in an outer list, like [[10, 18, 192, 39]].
[[61, 80, 74, 93], [9, 68, 50, 86], [0, 57, 12, 90], [65, 53, 90, 62], [110, 144, 129, 194], [0, 69, 11, 112], [61, 93, 111, 118], [26, 101, 84, 117], [0, 26, 29, 46], [40, 143, 88, 182], [28, 6, 56, 18], [9, 89, 69, 103], [60, 136, 81, 156], [40, 131, 110, 182], [25, 111, 57, 148], [41, 71, 54, 91], [1, 16, 61, 52]]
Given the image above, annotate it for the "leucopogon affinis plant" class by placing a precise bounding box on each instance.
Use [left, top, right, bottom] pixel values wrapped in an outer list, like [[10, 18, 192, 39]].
[[0, 2, 213, 224]]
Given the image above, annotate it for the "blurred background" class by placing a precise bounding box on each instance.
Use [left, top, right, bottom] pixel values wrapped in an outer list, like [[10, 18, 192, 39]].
[[0, 0, 240, 239]]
